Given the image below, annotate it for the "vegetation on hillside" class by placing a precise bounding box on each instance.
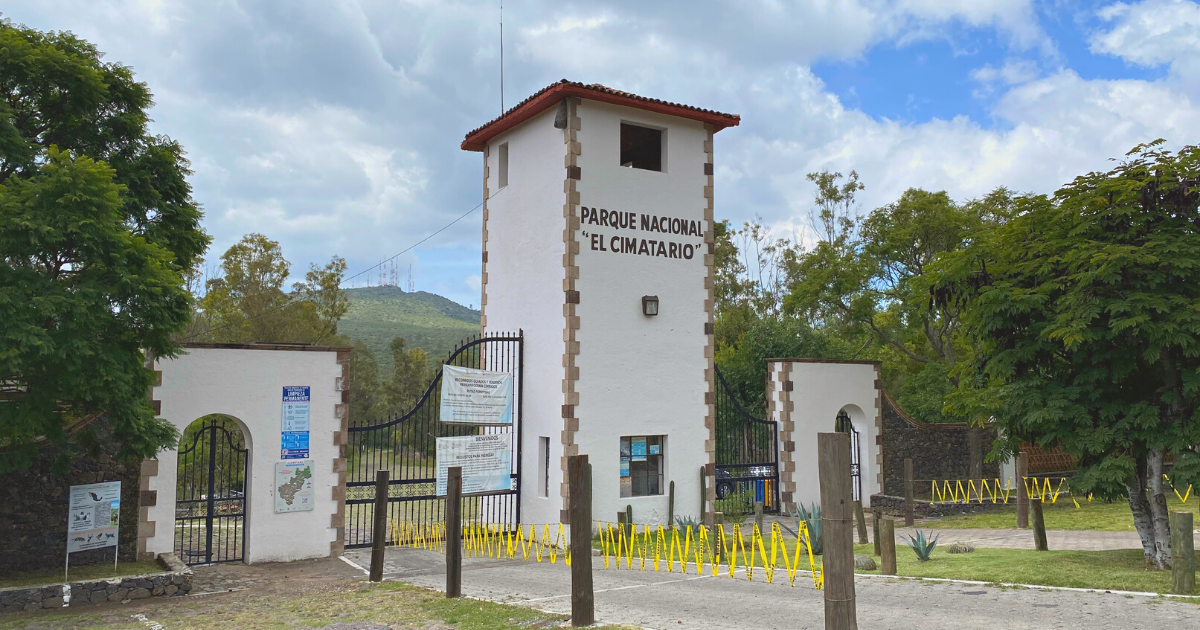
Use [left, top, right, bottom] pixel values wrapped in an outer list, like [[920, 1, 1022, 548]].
[[338, 286, 479, 372]]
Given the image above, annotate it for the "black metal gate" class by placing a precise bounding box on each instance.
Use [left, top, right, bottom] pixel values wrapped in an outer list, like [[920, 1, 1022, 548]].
[[836, 410, 861, 501], [345, 331, 523, 548], [714, 366, 780, 513], [175, 416, 248, 565]]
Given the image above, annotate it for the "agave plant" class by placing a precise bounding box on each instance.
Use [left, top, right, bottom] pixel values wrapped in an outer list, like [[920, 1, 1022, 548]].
[[792, 503, 823, 555], [674, 515, 700, 532], [902, 530, 939, 562]]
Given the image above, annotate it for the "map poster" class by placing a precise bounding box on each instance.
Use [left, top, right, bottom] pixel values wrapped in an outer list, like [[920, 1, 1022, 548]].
[[274, 460, 314, 513], [435, 433, 512, 496], [439, 365, 513, 424], [67, 481, 120, 553], [281, 386, 311, 459]]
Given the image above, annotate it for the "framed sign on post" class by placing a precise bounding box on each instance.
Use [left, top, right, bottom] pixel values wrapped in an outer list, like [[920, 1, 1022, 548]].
[[281, 386, 311, 459], [66, 481, 121, 580], [435, 434, 513, 496], [439, 365, 513, 424]]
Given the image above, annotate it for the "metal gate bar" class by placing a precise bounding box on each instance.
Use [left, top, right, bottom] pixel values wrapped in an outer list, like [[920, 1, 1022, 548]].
[[713, 366, 780, 514], [345, 331, 523, 548]]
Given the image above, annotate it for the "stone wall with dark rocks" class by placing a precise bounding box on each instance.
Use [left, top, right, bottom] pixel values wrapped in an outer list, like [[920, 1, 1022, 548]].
[[868, 493, 1009, 518], [0, 554, 191, 614], [0, 417, 142, 574], [879, 391, 999, 496]]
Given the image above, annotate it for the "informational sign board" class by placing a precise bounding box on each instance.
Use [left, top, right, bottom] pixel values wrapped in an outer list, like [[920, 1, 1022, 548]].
[[631, 437, 647, 462], [281, 385, 311, 459], [67, 481, 120, 553], [435, 433, 513, 496], [439, 365, 513, 424], [274, 460, 314, 513]]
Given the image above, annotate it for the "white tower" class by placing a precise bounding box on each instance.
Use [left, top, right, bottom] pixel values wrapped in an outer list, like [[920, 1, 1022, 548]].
[[462, 80, 740, 527]]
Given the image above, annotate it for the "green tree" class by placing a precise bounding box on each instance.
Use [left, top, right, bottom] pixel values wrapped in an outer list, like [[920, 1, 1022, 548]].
[[785, 172, 1011, 421], [0, 21, 208, 473], [932, 141, 1200, 569], [386, 337, 430, 415], [195, 233, 348, 344]]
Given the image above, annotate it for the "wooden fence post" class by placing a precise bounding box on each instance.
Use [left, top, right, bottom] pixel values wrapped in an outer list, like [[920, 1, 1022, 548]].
[[903, 458, 915, 527], [568, 455, 594, 627], [872, 509, 882, 557], [853, 500, 868, 545], [1171, 511, 1195, 595], [754, 501, 764, 535], [880, 517, 896, 575], [1016, 451, 1029, 529], [1030, 498, 1048, 551], [818, 432, 857, 630], [699, 466, 707, 526], [668, 480, 675, 529], [369, 469, 389, 582], [445, 466, 462, 598]]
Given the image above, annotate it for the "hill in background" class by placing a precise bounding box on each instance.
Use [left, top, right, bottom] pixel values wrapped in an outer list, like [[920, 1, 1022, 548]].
[[338, 286, 480, 373]]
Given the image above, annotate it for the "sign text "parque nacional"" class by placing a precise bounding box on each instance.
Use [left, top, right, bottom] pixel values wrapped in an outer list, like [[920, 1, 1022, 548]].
[[580, 205, 704, 261]]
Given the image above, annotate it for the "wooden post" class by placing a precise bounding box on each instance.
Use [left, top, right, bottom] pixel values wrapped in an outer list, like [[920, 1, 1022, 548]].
[[853, 500, 868, 545], [871, 509, 882, 557], [1016, 451, 1029, 529], [445, 466, 462, 598], [568, 455, 594, 627], [369, 469, 389, 582], [879, 517, 896, 575], [699, 466, 707, 526], [668, 480, 675, 529], [1030, 498, 1048, 551], [754, 501, 764, 535], [817, 432, 857, 630], [1171, 511, 1195, 595], [903, 458, 915, 527]]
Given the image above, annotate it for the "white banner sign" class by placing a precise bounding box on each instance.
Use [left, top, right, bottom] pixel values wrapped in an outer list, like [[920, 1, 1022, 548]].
[[439, 365, 513, 424], [67, 481, 120, 553], [435, 433, 513, 496]]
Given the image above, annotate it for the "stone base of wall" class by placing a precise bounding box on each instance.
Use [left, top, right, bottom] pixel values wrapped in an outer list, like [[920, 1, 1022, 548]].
[[0, 553, 191, 615], [869, 494, 1013, 518]]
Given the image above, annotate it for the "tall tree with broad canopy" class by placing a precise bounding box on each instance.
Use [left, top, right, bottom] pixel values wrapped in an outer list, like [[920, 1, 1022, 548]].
[[931, 141, 1200, 569], [0, 22, 208, 473]]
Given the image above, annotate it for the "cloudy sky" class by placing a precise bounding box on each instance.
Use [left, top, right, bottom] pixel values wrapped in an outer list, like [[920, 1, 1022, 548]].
[[6, 0, 1199, 308]]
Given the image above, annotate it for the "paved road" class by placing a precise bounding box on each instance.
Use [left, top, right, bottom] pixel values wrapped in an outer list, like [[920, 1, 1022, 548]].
[[343, 547, 1199, 630]]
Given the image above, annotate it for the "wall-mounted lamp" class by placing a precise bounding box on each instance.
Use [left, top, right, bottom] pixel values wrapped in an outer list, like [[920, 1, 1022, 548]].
[[641, 295, 659, 317]]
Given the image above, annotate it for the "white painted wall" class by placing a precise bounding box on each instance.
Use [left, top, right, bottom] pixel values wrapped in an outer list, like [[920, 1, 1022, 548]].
[[482, 98, 712, 526], [574, 101, 710, 525], [778, 361, 881, 510], [146, 346, 343, 563], [482, 106, 569, 527]]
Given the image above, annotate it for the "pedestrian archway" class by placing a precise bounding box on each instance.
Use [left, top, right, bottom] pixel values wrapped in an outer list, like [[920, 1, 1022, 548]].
[[174, 415, 249, 565]]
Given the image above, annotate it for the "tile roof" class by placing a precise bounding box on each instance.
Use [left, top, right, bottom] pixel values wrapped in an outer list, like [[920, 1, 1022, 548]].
[[461, 79, 740, 151]]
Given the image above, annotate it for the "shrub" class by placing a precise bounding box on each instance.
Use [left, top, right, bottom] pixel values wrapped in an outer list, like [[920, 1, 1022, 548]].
[[793, 503, 823, 555], [902, 530, 939, 561]]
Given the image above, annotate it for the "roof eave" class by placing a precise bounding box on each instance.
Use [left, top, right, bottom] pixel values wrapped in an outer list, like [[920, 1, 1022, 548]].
[[461, 83, 740, 152]]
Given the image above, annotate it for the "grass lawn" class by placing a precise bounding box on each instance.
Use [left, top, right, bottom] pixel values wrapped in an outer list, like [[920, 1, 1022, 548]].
[[0, 580, 633, 630], [922, 497, 1200, 531], [854, 544, 1195, 594], [0, 561, 164, 590]]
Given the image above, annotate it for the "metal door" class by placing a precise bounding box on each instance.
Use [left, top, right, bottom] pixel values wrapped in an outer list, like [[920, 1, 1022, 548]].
[[175, 417, 248, 565]]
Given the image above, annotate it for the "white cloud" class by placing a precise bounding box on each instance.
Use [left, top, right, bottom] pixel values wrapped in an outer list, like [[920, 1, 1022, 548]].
[[1091, 0, 1200, 67]]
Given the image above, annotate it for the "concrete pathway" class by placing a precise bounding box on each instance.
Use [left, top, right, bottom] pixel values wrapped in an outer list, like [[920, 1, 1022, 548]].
[[343, 547, 1199, 630]]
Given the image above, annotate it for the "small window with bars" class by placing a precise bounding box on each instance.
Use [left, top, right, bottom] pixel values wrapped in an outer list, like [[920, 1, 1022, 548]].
[[620, 435, 664, 498]]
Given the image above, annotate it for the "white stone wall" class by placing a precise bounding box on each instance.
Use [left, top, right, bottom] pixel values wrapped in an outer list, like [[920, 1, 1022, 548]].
[[773, 360, 882, 510], [145, 346, 344, 564], [482, 106, 572, 528], [573, 101, 710, 525]]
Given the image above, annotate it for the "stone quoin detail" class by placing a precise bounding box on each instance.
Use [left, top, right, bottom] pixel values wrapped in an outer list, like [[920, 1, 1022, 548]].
[[560, 98, 582, 521]]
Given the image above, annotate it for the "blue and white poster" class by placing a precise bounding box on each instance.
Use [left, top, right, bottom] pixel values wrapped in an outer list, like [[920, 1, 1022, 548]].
[[439, 365, 514, 424], [631, 437, 647, 462], [282, 386, 310, 459]]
